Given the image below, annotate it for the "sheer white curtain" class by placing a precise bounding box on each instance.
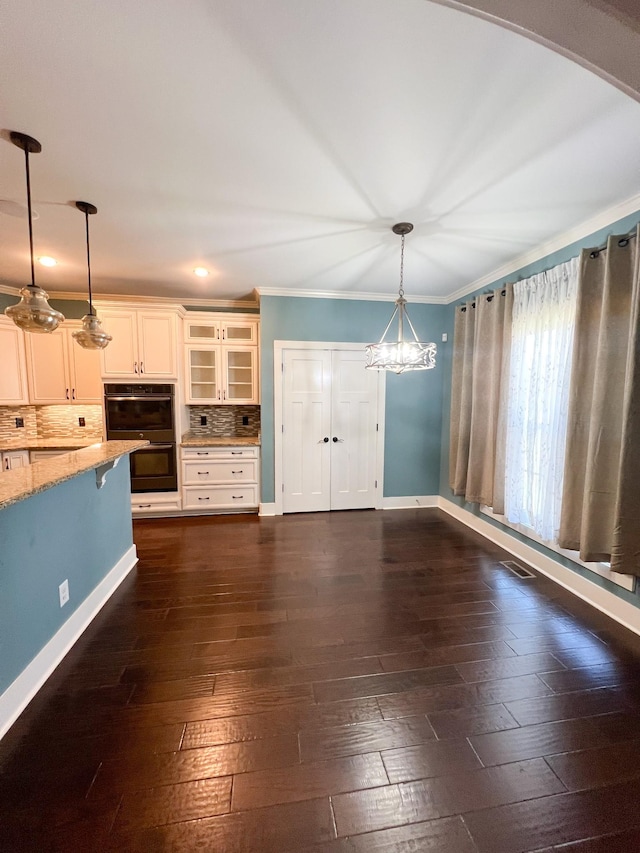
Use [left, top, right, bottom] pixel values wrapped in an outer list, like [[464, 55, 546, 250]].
[[504, 258, 579, 541]]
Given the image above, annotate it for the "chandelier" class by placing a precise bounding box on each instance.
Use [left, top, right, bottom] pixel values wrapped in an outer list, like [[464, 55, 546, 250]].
[[365, 223, 436, 373], [4, 132, 65, 333]]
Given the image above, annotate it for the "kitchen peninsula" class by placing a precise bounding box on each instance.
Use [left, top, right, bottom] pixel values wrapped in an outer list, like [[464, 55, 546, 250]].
[[0, 440, 147, 738]]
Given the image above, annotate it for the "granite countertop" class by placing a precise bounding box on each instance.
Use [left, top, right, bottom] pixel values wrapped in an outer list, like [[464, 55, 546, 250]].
[[0, 440, 148, 511], [181, 433, 261, 447], [0, 437, 103, 452]]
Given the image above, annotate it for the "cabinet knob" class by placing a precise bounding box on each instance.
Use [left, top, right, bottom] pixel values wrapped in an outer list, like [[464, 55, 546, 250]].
[[333, 436, 344, 443]]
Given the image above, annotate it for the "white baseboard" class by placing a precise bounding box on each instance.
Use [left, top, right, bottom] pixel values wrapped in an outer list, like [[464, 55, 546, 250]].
[[259, 502, 277, 516], [0, 544, 138, 741], [438, 497, 640, 638], [382, 495, 439, 510]]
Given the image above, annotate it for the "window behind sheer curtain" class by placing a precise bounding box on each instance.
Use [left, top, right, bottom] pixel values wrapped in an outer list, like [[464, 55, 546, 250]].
[[503, 258, 579, 541]]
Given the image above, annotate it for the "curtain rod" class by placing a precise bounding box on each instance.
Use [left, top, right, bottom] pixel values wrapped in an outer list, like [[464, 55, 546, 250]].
[[459, 228, 638, 310], [589, 230, 637, 259]]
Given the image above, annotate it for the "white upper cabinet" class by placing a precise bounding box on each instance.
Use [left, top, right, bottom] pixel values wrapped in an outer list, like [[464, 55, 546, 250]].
[[100, 308, 178, 379], [183, 316, 258, 345], [183, 312, 259, 404], [0, 317, 29, 405], [25, 325, 101, 404]]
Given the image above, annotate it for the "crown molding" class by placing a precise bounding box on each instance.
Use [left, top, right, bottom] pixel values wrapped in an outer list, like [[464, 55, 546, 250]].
[[446, 191, 640, 304], [256, 286, 448, 305], [0, 283, 259, 310]]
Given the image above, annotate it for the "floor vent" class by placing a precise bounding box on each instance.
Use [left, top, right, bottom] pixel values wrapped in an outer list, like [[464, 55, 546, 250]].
[[500, 560, 535, 579]]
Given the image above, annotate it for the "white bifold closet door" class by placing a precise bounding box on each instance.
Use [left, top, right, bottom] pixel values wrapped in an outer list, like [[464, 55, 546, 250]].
[[282, 348, 379, 513]]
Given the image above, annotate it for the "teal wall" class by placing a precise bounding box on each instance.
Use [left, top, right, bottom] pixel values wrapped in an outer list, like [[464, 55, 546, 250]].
[[260, 295, 446, 503], [0, 461, 134, 693], [439, 209, 640, 602]]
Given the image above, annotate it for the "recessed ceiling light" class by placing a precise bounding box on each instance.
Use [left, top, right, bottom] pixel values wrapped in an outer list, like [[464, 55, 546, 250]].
[[193, 267, 209, 277], [38, 256, 57, 267]]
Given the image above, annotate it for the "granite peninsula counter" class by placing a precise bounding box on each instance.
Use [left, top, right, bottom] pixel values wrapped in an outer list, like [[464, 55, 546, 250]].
[[0, 440, 148, 510], [0, 439, 147, 739]]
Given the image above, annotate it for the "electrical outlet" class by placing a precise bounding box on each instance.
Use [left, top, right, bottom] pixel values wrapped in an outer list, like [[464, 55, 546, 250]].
[[59, 579, 69, 608], [78, 417, 86, 427], [200, 415, 207, 426], [242, 415, 249, 426], [15, 417, 24, 428]]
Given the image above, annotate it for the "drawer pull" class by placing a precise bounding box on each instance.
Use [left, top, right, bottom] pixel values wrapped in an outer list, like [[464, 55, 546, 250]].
[[231, 451, 243, 455], [197, 471, 210, 475], [137, 504, 152, 508], [198, 496, 210, 501], [232, 495, 243, 499], [196, 452, 209, 456], [231, 470, 243, 474]]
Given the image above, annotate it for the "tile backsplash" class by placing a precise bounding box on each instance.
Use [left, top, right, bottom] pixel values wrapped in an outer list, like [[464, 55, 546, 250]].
[[0, 405, 103, 442], [188, 405, 260, 437]]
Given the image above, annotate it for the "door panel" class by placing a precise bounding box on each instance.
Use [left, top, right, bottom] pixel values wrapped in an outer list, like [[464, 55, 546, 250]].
[[67, 334, 102, 402], [282, 349, 332, 513], [330, 350, 379, 510]]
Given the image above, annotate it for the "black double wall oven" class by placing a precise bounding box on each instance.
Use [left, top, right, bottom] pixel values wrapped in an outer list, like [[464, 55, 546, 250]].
[[104, 384, 177, 492]]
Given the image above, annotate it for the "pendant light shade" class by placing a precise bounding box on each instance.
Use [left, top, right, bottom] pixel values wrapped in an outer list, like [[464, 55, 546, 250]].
[[365, 223, 437, 373], [71, 201, 112, 350], [5, 132, 65, 333]]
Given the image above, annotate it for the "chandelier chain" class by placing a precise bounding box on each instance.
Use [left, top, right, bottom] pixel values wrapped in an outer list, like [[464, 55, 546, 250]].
[[399, 232, 405, 298]]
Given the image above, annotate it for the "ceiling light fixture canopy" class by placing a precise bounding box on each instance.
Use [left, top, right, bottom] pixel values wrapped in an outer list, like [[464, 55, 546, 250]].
[[71, 201, 112, 350], [4, 132, 65, 333], [365, 223, 437, 373]]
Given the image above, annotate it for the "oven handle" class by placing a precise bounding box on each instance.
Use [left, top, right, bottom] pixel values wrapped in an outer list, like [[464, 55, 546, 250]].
[[105, 396, 173, 402], [134, 444, 174, 451]]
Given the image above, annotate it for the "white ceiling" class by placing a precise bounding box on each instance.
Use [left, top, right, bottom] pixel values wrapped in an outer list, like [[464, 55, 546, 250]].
[[2, 0, 640, 303]]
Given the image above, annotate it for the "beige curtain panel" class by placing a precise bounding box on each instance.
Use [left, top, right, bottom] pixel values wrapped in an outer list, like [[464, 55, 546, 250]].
[[449, 285, 513, 509], [559, 228, 640, 574]]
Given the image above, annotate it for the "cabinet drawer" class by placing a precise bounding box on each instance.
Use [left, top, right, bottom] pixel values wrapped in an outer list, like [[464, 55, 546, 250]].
[[183, 485, 258, 510], [183, 459, 257, 485], [182, 446, 259, 460]]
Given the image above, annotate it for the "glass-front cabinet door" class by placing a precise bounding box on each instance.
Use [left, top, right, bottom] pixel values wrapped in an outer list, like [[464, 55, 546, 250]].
[[184, 319, 220, 344], [220, 319, 258, 344], [222, 346, 258, 403], [186, 346, 221, 403]]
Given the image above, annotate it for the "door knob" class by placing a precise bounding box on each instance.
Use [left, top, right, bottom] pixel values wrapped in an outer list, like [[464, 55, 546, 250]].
[[319, 437, 329, 443], [332, 436, 344, 443]]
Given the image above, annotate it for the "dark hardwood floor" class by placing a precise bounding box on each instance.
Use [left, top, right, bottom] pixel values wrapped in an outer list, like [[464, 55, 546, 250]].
[[3, 508, 640, 851]]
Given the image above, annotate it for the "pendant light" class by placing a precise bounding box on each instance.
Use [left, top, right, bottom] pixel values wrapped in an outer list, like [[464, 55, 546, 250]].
[[365, 223, 437, 373], [4, 132, 65, 333], [71, 201, 112, 350]]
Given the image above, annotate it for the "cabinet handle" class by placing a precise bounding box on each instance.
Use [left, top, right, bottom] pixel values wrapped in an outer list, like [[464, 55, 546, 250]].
[[231, 451, 242, 455], [72, 388, 76, 400], [134, 362, 138, 374], [196, 452, 209, 456], [232, 495, 243, 499], [231, 470, 243, 474], [197, 471, 210, 475], [198, 496, 210, 501], [223, 390, 226, 401], [4, 459, 9, 471], [140, 362, 144, 374], [222, 329, 225, 340], [65, 388, 70, 400], [138, 504, 152, 508], [217, 390, 221, 400]]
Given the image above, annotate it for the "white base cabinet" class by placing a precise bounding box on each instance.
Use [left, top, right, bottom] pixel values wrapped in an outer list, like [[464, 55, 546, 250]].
[[131, 492, 182, 517], [2, 450, 30, 471], [182, 446, 259, 513]]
